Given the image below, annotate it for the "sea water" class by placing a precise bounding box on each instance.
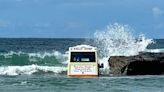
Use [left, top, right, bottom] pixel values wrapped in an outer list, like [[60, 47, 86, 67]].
[[0, 24, 164, 92]]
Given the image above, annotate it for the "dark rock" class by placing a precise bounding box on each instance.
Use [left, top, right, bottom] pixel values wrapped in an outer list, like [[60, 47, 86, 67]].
[[108, 52, 164, 76]]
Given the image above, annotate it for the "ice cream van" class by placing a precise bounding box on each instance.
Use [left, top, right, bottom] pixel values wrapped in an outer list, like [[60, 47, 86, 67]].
[[67, 45, 103, 76]]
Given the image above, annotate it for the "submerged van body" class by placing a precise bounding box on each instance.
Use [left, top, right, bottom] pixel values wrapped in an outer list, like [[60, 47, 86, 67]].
[[67, 45, 99, 76]]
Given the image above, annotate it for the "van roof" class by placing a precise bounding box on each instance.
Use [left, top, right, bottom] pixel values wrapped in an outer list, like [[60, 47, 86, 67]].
[[69, 44, 97, 51]]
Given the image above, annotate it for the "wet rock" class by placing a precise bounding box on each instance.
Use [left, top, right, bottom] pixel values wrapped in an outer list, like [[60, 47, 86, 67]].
[[108, 52, 164, 76]]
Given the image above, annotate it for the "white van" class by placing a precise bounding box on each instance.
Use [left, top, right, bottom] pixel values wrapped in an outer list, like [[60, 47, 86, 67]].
[[67, 45, 103, 76]]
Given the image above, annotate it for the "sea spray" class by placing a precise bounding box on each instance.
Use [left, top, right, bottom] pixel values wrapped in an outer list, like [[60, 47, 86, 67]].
[[94, 23, 153, 74]]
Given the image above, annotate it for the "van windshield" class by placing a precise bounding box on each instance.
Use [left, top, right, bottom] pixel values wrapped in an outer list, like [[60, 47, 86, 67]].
[[70, 52, 96, 62]]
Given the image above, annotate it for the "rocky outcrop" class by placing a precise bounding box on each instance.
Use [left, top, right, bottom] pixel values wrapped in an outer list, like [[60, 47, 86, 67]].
[[108, 52, 164, 76]]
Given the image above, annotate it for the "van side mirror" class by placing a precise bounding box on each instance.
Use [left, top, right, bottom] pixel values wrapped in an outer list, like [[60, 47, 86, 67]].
[[98, 63, 104, 68]]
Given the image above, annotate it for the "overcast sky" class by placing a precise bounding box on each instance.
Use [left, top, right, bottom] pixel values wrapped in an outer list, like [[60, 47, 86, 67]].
[[0, 0, 163, 38]]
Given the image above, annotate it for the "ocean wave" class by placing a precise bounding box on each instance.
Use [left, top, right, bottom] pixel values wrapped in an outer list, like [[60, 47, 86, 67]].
[[94, 23, 153, 57], [0, 51, 68, 66], [145, 49, 164, 53], [94, 23, 153, 72], [0, 64, 67, 76]]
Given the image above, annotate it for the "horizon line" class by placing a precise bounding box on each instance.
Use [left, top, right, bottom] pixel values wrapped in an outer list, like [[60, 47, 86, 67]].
[[0, 37, 163, 39]]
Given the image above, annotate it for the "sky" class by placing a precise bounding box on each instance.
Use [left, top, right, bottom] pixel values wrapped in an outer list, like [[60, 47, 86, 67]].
[[0, 0, 163, 38]]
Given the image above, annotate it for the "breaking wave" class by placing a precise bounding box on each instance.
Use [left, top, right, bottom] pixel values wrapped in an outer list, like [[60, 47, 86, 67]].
[[0, 65, 66, 76], [94, 23, 153, 57], [0, 51, 67, 66], [0, 51, 68, 76], [145, 49, 164, 53], [94, 23, 153, 73]]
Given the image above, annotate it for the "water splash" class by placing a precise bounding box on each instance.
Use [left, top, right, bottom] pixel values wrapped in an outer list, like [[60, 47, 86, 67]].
[[94, 23, 153, 57], [94, 23, 153, 73]]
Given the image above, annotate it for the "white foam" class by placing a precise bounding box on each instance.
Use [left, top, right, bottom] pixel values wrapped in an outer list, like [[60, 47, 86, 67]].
[[28, 51, 67, 63], [94, 23, 153, 72], [99, 57, 110, 74], [21, 81, 27, 85], [0, 65, 67, 76], [0, 51, 22, 58], [94, 23, 153, 57], [0, 51, 68, 63], [28, 51, 62, 59], [145, 49, 164, 53]]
